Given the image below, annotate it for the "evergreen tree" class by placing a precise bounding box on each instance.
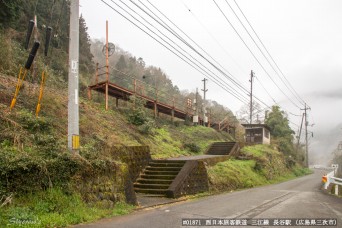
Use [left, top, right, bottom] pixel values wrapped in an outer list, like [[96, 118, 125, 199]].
[[265, 106, 295, 156], [79, 14, 94, 74], [0, 0, 23, 28], [0, 0, 94, 84], [115, 55, 127, 71], [265, 106, 294, 138]]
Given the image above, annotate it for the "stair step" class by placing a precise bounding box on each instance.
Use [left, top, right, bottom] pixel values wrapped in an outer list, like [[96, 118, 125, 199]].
[[134, 159, 186, 196], [153, 160, 186, 164], [141, 174, 177, 180], [149, 162, 184, 168], [146, 166, 182, 171], [136, 178, 173, 184], [137, 194, 166, 198], [209, 146, 234, 148], [211, 142, 233, 144], [210, 146, 234, 148], [135, 188, 168, 195], [207, 142, 237, 155], [134, 183, 170, 189], [144, 170, 180, 175]]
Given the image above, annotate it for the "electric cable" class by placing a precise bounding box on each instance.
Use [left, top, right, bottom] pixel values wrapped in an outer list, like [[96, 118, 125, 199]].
[[225, 0, 303, 106], [233, 0, 307, 106], [180, 0, 247, 79], [101, 0, 249, 104], [213, 0, 301, 109], [129, 0, 271, 108], [144, 0, 246, 89], [132, 0, 249, 97], [116, 0, 249, 103]]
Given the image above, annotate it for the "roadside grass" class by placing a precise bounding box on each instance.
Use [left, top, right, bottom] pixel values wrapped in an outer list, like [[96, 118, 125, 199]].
[[208, 159, 267, 192], [0, 188, 135, 228]]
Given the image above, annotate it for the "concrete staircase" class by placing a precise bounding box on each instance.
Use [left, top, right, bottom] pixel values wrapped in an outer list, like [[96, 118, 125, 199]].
[[205, 142, 239, 155], [134, 160, 186, 196]]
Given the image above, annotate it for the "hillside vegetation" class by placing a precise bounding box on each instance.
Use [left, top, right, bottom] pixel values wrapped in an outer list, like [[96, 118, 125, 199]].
[[0, 3, 310, 226], [0, 71, 311, 227]]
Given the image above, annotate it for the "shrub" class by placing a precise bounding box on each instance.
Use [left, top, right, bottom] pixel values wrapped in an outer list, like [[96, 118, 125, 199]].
[[127, 96, 149, 126], [0, 147, 84, 195], [128, 108, 146, 125], [138, 118, 156, 135], [184, 142, 201, 153]]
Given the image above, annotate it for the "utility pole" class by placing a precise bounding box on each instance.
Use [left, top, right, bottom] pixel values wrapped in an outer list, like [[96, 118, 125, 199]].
[[301, 103, 311, 167], [68, 0, 80, 153], [296, 112, 305, 150], [249, 70, 255, 124], [195, 88, 199, 116], [202, 78, 208, 126], [105, 20, 109, 110], [195, 88, 199, 125]]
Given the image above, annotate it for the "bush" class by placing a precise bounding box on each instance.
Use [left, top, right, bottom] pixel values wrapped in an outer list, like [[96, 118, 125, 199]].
[[184, 142, 201, 153], [127, 97, 149, 126], [138, 118, 156, 135], [0, 32, 26, 76], [254, 161, 263, 171], [0, 147, 84, 195], [128, 108, 147, 125]]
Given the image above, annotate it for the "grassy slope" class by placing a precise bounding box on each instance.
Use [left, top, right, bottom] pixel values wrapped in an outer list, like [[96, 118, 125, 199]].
[[0, 74, 232, 157], [208, 144, 312, 192]]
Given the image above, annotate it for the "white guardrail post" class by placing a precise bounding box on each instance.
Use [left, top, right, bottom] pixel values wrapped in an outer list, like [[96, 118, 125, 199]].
[[323, 171, 334, 190], [323, 164, 341, 196], [330, 177, 342, 195]]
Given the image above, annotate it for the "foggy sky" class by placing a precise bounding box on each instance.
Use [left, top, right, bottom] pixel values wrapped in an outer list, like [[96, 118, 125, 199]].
[[80, 0, 342, 164]]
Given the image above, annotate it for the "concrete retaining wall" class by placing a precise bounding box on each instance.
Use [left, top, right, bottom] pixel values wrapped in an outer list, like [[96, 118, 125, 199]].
[[167, 160, 209, 198], [72, 146, 152, 207]]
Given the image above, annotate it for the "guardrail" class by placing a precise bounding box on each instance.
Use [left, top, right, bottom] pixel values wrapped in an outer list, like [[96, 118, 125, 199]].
[[323, 168, 341, 196]]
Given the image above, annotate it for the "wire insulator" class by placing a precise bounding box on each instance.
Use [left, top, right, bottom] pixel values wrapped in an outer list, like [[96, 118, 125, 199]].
[[44, 26, 52, 56], [25, 41, 40, 70], [24, 20, 35, 50]]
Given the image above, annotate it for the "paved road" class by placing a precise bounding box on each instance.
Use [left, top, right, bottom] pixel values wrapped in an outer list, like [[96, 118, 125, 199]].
[[75, 169, 342, 228]]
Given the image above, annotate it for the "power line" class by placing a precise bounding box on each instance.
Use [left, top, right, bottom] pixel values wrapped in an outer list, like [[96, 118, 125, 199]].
[[101, 1, 307, 137], [100, 0, 249, 104], [179, 0, 247, 81], [224, 0, 303, 107], [179, 0, 305, 122], [212, 0, 301, 109], [132, 0, 272, 108], [231, 0, 306, 106], [118, 0, 250, 103], [255, 76, 277, 105], [135, 0, 250, 97], [101, 0, 282, 112]]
